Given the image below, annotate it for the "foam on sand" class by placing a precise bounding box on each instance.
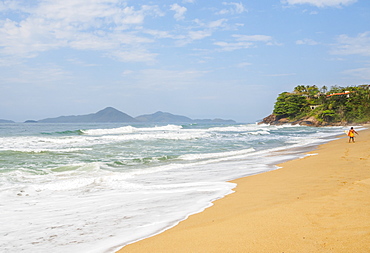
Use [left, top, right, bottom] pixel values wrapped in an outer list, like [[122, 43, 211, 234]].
[[119, 127, 370, 253]]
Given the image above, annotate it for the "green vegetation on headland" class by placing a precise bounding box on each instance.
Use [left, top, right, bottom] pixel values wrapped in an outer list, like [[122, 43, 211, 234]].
[[261, 84, 370, 126]]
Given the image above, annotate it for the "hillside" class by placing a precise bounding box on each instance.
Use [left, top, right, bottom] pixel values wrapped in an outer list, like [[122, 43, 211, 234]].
[[260, 84, 370, 126]]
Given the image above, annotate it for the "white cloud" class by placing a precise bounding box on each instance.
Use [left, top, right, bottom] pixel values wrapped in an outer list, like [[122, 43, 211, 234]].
[[0, 0, 33, 13], [233, 34, 273, 42], [69, 34, 115, 51], [208, 19, 228, 29], [265, 73, 297, 77], [67, 58, 100, 67], [343, 66, 370, 80], [143, 19, 227, 43], [0, 0, 163, 62], [331, 31, 370, 56], [214, 34, 276, 51], [214, 41, 254, 51], [122, 70, 134, 75], [127, 69, 209, 89], [237, 62, 252, 68], [218, 2, 247, 15], [188, 30, 212, 40], [110, 49, 158, 62], [296, 38, 319, 45], [282, 0, 357, 8], [175, 30, 212, 47], [193, 18, 228, 29], [195, 95, 218, 100], [173, 19, 229, 46], [170, 4, 187, 21], [0, 64, 71, 85], [231, 2, 247, 13], [0, 1, 237, 62]]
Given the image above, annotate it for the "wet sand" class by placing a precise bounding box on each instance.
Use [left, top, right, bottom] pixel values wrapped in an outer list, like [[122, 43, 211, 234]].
[[118, 128, 370, 253]]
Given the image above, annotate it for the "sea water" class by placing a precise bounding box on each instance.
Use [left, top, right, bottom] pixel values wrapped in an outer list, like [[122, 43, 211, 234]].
[[0, 122, 352, 252]]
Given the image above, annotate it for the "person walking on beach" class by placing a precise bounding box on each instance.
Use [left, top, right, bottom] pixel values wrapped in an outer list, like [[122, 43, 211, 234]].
[[348, 127, 358, 143]]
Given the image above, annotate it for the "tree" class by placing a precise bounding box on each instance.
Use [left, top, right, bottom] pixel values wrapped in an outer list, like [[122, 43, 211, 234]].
[[320, 110, 336, 121], [273, 93, 308, 119], [307, 85, 319, 98], [320, 86, 328, 94], [294, 85, 307, 94], [271, 84, 370, 124]]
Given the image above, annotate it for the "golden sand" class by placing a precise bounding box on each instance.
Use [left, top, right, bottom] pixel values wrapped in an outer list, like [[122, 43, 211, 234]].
[[118, 128, 370, 253]]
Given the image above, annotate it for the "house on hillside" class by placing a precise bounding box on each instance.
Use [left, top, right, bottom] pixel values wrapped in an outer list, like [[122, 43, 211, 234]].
[[326, 91, 352, 98]]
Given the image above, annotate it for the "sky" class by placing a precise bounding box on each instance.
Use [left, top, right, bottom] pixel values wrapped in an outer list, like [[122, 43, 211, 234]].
[[0, 0, 369, 123]]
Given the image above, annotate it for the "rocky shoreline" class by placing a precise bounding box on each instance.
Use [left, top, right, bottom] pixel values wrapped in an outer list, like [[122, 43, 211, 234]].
[[259, 114, 358, 127]]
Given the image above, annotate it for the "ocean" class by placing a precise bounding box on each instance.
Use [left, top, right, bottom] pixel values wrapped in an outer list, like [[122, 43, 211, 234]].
[[0, 122, 351, 252]]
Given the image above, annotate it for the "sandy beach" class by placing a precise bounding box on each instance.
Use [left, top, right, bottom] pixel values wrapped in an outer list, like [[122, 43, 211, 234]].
[[118, 128, 370, 253]]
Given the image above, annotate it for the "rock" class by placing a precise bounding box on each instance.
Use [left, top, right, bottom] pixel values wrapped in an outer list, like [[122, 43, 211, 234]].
[[259, 114, 277, 125], [259, 115, 322, 126], [292, 117, 321, 126]]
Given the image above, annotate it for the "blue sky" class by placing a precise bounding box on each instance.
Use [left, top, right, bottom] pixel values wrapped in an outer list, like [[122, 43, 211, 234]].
[[0, 0, 369, 123]]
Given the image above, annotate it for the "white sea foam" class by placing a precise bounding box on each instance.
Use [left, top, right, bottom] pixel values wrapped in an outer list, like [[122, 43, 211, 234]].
[[81, 126, 136, 135], [0, 123, 349, 253], [179, 148, 255, 161], [81, 124, 183, 136]]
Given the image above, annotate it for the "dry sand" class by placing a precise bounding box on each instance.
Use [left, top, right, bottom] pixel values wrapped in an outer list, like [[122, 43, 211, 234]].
[[118, 128, 370, 253]]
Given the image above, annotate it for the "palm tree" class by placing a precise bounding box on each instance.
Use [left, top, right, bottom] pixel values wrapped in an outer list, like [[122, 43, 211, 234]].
[[320, 85, 327, 94]]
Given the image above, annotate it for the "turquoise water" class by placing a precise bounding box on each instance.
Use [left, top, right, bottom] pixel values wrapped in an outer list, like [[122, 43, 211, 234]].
[[0, 123, 349, 252]]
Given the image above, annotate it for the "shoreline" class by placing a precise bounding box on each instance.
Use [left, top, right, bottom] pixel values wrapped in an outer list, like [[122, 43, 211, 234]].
[[118, 128, 370, 252]]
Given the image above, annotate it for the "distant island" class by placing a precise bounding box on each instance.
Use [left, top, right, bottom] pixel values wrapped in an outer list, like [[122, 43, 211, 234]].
[[260, 84, 370, 126], [23, 107, 236, 124], [0, 119, 14, 123], [36, 107, 136, 123]]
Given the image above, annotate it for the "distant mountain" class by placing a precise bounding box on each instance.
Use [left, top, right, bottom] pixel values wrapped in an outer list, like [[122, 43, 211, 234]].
[[135, 111, 236, 123], [194, 118, 236, 124], [33, 107, 236, 124], [0, 119, 14, 123], [38, 107, 137, 123], [135, 111, 193, 123]]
